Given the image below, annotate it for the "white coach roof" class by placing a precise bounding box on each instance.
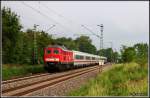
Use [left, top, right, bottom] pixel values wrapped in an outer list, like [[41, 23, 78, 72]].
[[72, 50, 107, 59]]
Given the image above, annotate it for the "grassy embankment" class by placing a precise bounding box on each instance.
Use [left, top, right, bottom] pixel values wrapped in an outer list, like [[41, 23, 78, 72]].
[[2, 64, 46, 80], [68, 62, 148, 96]]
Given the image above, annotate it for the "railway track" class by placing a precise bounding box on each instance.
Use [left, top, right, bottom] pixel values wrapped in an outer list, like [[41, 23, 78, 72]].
[[2, 73, 50, 84], [2, 65, 100, 96], [2, 65, 111, 96], [2, 66, 98, 91]]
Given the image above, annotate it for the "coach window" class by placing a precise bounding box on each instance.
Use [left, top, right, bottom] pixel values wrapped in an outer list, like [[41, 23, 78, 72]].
[[86, 56, 90, 60], [54, 50, 59, 54], [80, 56, 84, 60], [92, 57, 95, 60], [75, 55, 80, 59]]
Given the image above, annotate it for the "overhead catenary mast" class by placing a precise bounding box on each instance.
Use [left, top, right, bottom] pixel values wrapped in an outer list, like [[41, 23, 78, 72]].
[[33, 24, 39, 64], [97, 24, 104, 51]]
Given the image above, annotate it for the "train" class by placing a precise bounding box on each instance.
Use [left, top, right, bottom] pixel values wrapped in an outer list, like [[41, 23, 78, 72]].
[[43, 45, 107, 72]]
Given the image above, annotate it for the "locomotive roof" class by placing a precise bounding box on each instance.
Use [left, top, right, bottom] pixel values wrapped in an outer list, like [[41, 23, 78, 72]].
[[47, 45, 71, 51]]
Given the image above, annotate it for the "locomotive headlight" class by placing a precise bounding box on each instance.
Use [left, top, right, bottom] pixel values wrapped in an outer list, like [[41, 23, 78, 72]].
[[55, 58, 59, 61], [45, 58, 59, 61]]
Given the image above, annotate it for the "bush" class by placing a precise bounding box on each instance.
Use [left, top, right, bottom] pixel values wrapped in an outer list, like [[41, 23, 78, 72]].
[[2, 64, 46, 80], [68, 63, 148, 96]]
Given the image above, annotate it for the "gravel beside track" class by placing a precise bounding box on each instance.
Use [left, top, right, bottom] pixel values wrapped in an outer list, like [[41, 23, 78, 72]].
[[25, 64, 112, 96], [25, 69, 99, 96]]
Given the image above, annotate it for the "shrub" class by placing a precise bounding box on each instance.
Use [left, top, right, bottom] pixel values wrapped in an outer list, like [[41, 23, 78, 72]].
[[68, 63, 148, 96], [2, 64, 46, 80]]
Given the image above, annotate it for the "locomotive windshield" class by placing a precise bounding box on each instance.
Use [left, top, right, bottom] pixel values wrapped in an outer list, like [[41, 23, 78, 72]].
[[54, 50, 59, 54], [47, 50, 51, 54]]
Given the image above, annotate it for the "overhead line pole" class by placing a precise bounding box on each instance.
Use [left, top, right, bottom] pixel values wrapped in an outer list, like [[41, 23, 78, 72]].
[[33, 24, 39, 64], [109, 41, 113, 63], [97, 24, 104, 52]]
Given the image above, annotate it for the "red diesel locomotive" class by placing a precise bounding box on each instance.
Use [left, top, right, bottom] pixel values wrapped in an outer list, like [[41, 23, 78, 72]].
[[43, 45, 107, 71]]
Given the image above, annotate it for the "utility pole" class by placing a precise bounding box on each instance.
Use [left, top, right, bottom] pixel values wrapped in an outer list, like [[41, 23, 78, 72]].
[[33, 24, 39, 64], [97, 24, 104, 72], [97, 24, 104, 56], [108, 41, 113, 63]]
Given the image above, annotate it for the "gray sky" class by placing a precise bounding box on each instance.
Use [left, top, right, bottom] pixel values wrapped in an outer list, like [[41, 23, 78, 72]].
[[2, 1, 149, 51]]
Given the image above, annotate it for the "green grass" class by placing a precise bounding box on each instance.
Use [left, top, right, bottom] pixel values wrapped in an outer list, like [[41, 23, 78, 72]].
[[2, 64, 46, 80], [68, 62, 148, 96]]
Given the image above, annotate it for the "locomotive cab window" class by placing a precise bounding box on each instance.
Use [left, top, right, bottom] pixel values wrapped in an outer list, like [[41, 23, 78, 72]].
[[54, 50, 59, 54], [47, 50, 51, 54]]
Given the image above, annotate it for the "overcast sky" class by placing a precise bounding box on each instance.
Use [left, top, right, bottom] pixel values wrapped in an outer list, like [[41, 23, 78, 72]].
[[2, 1, 149, 51]]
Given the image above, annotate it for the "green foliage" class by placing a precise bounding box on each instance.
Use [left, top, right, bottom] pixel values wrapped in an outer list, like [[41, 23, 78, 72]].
[[120, 43, 148, 65], [2, 65, 46, 80], [2, 7, 22, 63], [68, 63, 148, 96], [75, 36, 97, 54], [134, 43, 148, 66], [98, 48, 118, 62], [55, 37, 78, 50], [113, 52, 119, 63], [121, 46, 136, 63]]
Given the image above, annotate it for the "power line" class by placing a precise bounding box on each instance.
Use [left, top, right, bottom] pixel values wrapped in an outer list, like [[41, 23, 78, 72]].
[[45, 25, 55, 32], [37, 2, 77, 34], [40, 3, 73, 24], [22, 2, 53, 23], [39, 3, 85, 34], [81, 25, 100, 38], [21, 1, 74, 33]]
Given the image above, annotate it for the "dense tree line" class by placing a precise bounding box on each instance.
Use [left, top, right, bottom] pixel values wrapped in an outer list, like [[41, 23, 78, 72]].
[[2, 7, 148, 65], [99, 43, 148, 65]]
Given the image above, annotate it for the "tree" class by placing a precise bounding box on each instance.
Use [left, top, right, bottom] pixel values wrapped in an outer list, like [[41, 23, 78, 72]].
[[2, 7, 22, 64], [98, 48, 114, 62], [55, 37, 78, 50], [121, 46, 136, 63], [134, 43, 148, 66], [75, 36, 97, 54], [113, 51, 119, 63]]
